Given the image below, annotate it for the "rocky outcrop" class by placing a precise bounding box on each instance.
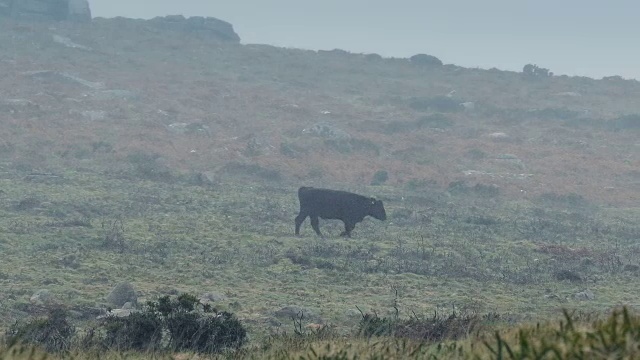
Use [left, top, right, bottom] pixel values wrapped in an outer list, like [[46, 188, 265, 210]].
[[0, 0, 91, 22], [148, 15, 240, 43]]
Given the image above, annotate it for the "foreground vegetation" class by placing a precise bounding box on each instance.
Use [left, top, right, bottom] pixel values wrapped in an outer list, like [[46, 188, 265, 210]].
[[3, 306, 640, 359]]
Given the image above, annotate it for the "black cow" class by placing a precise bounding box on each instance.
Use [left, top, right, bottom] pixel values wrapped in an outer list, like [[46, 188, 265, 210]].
[[295, 186, 386, 238]]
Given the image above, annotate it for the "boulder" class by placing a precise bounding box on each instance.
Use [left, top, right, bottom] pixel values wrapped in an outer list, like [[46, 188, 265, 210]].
[[148, 15, 240, 42], [106, 282, 137, 307], [2, 0, 91, 22], [30, 289, 55, 305]]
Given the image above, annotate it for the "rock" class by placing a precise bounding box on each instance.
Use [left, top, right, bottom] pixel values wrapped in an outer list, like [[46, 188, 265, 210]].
[[166, 122, 211, 136], [194, 171, 218, 187], [30, 289, 55, 305], [574, 289, 595, 301], [148, 15, 240, 42], [59, 253, 80, 268], [199, 292, 226, 304], [345, 309, 362, 319], [555, 92, 581, 97], [494, 154, 525, 170], [106, 282, 137, 307], [67, 0, 91, 22], [2, 0, 91, 22], [0, 99, 40, 114], [487, 132, 509, 139], [23, 70, 104, 89], [302, 123, 351, 141], [92, 89, 139, 101], [460, 101, 475, 110], [80, 110, 107, 121], [52, 34, 92, 51], [97, 302, 136, 319], [274, 305, 321, 322]]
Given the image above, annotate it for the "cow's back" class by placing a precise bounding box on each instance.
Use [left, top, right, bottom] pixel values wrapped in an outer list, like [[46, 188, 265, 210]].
[[298, 187, 367, 219]]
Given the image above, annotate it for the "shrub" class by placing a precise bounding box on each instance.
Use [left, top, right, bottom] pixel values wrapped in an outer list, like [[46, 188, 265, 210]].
[[608, 114, 640, 131], [371, 170, 389, 185], [554, 269, 582, 282], [357, 309, 480, 341], [94, 293, 247, 354], [126, 151, 174, 182], [221, 162, 282, 182], [6, 307, 76, 353], [523, 63, 553, 77], [410, 54, 443, 66], [100, 311, 163, 351], [153, 294, 246, 352]]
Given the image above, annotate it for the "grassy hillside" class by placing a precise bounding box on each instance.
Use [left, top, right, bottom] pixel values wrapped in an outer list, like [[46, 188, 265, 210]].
[[0, 16, 639, 358]]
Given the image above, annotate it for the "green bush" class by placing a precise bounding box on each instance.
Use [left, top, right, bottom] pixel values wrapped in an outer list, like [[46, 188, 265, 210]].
[[100, 311, 163, 351], [91, 293, 247, 354], [126, 151, 174, 182], [371, 170, 389, 185], [6, 307, 76, 353]]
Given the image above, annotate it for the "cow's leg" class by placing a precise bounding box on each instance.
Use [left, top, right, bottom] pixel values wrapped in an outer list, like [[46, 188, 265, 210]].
[[340, 221, 355, 238], [295, 212, 307, 236], [310, 216, 323, 237]]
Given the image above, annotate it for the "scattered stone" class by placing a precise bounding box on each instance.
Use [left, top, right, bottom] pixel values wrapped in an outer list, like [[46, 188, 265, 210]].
[[78, 110, 107, 121], [52, 34, 92, 51], [302, 123, 351, 141], [555, 269, 582, 282], [59, 254, 80, 269], [543, 294, 563, 301], [345, 309, 362, 319], [23, 70, 104, 90], [0, 99, 40, 114], [106, 282, 137, 307], [97, 302, 136, 319], [199, 292, 227, 304], [624, 264, 640, 272], [573, 289, 595, 301], [30, 289, 55, 305], [166, 122, 211, 136], [494, 154, 525, 170], [194, 171, 218, 187], [91, 89, 139, 101], [487, 132, 509, 139], [460, 101, 475, 110], [274, 305, 321, 322], [555, 92, 582, 97]]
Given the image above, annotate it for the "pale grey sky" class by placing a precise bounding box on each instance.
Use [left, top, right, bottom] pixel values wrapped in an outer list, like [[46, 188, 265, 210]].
[[89, 1, 639, 80]]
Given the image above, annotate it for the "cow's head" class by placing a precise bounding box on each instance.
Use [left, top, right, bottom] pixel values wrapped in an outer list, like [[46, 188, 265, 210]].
[[368, 198, 387, 221]]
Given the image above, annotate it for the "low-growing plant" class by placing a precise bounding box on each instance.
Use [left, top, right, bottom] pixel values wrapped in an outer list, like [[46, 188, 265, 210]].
[[90, 293, 247, 354], [5, 307, 76, 353], [370, 170, 389, 185]]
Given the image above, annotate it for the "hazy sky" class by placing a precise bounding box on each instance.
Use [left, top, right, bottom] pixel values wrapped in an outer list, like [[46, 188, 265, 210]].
[[89, 1, 639, 80]]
